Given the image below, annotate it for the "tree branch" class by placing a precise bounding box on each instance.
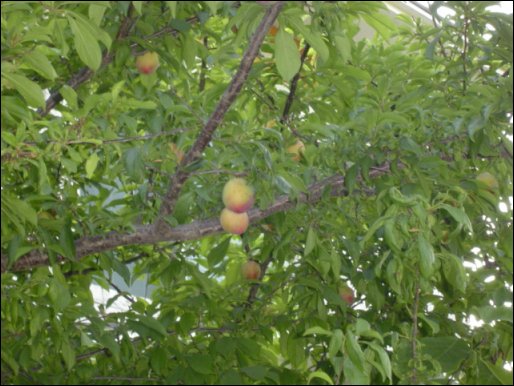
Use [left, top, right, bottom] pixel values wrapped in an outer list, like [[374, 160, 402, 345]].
[[155, 2, 285, 228], [2, 164, 373, 273], [280, 42, 311, 125], [39, 4, 138, 116]]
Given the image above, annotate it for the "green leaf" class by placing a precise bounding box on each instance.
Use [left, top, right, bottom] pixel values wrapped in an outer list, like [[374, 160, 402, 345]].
[[61, 339, 76, 371], [303, 326, 333, 337], [345, 163, 359, 194], [68, 16, 102, 70], [85, 152, 99, 178], [2, 193, 37, 228], [150, 347, 168, 375], [220, 370, 242, 385], [204, 1, 219, 15], [441, 253, 467, 293], [345, 331, 365, 372], [439, 204, 473, 234], [137, 315, 167, 338], [132, 1, 143, 14], [308, 370, 334, 385], [60, 217, 76, 259], [342, 65, 371, 82], [241, 365, 268, 381], [98, 334, 120, 362], [60, 84, 78, 110], [418, 314, 440, 334], [328, 329, 343, 359], [287, 336, 306, 368], [281, 171, 307, 193], [207, 236, 231, 267], [417, 233, 435, 278], [334, 35, 352, 62], [420, 337, 470, 373], [275, 28, 301, 81], [383, 218, 402, 253], [48, 277, 71, 311], [38, 158, 52, 195], [123, 147, 144, 180], [362, 12, 397, 38], [89, 3, 108, 26], [369, 343, 392, 384], [480, 358, 514, 385], [286, 17, 329, 62], [2, 73, 45, 108], [166, 1, 177, 17], [68, 11, 112, 50], [23, 48, 58, 80], [187, 354, 213, 375], [474, 305, 513, 323], [305, 226, 317, 256], [361, 215, 388, 247], [1, 350, 19, 376], [343, 355, 369, 384]]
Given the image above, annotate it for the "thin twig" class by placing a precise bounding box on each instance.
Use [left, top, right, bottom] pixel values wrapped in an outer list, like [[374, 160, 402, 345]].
[[199, 37, 208, 92], [39, 4, 138, 116], [280, 42, 311, 125], [106, 277, 136, 304]]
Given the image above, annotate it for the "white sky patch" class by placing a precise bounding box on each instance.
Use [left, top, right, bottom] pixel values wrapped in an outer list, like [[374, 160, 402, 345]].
[[487, 1, 513, 14], [484, 275, 496, 283], [91, 283, 134, 313]]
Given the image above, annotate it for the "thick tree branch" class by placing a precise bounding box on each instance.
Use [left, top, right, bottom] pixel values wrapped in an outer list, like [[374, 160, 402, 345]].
[[1, 158, 397, 274], [155, 2, 285, 227]]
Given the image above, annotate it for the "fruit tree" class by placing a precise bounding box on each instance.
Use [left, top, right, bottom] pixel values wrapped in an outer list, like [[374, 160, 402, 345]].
[[1, 1, 512, 385]]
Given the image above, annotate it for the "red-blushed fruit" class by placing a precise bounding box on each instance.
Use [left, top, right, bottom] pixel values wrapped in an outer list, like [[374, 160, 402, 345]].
[[476, 172, 499, 191], [222, 178, 254, 213], [242, 260, 261, 280], [287, 140, 305, 161], [135, 51, 160, 74], [220, 208, 249, 235], [339, 286, 354, 306]]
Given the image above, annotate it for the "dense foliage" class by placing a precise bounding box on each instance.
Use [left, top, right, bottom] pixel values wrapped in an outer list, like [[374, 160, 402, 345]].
[[1, 1, 512, 384]]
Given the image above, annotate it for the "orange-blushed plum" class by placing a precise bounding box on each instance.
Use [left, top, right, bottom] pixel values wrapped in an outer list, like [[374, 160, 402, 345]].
[[219, 208, 249, 235], [222, 178, 254, 213]]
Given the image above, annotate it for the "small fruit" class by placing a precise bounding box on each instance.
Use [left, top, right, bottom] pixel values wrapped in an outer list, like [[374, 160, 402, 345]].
[[268, 25, 279, 37], [476, 172, 499, 191], [222, 178, 254, 213], [242, 260, 261, 280], [339, 285, 354, 306], [135, 51, 160, 74], [220, 208, 249, 235], [287, 140, 305, 161]]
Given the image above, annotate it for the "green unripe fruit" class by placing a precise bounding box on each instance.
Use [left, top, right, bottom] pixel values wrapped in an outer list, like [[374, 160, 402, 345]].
[[476, 172, 499, 191]]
